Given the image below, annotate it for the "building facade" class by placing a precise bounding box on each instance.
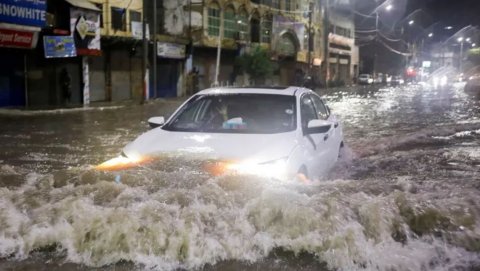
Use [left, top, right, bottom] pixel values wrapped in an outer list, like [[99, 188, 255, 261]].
[[326, 5, 358, 85], [0, 0, 359, 107], [0, 0, 144, 107]]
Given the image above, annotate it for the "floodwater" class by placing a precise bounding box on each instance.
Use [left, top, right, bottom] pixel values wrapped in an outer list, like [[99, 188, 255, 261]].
[[0, 84, 479, 271]]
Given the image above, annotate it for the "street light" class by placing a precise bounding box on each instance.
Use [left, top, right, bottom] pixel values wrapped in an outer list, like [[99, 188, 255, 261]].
[[445, 26, 453, 30], [409, 20, 414, 25], [457, 37, 464, 72], [372, 2, 393, 77], [473, 43, 477, 47], [466, 37, 471, 42], [428, 33, 433, 37]]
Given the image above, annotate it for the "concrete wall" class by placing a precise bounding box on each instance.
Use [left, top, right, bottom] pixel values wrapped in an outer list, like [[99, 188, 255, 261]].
[[89, 56, 106, 102], [110, 50, 132, 101]]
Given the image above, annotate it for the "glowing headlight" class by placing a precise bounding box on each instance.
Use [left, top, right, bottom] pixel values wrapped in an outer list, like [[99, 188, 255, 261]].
[[433, 76, 439, 87], [440, 76, 447, 86], [226, 157, 288, 180], [96, 152, 150, 171]]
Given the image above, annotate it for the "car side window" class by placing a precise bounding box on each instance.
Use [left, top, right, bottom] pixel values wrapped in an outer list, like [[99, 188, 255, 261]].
[[300, 95, 318, 130], [310, 95, 329, 120]]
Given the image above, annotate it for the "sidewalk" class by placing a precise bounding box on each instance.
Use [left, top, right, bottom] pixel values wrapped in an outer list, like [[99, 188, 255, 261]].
[[0, 97, 187, 116]]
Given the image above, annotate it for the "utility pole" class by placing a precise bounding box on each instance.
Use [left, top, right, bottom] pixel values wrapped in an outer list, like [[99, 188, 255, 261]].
[[323, 0, 329, 88], [459, 39, 464, 72], [214, 11, 224, 86], [152, 0, 158, 98], [307, 2, 313, 76], [373, 12, 378, 78], [141, 0, 148, 103]]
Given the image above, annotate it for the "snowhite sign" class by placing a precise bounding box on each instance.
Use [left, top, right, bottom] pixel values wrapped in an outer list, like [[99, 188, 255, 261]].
[[0, 0, 47, 28], [157, 42, 185, 59]]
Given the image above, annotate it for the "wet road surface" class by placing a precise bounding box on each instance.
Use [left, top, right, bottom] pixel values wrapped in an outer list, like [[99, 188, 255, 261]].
[[0, 84, 479, 270]]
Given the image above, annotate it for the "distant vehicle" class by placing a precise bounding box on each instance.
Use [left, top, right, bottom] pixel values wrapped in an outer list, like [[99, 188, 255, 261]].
[[465, 74, 480, 96], [374, 74, 384, 84], [358, 74, 374, 85], [390, 76, 405, 86], [96, 86, 344, 182]]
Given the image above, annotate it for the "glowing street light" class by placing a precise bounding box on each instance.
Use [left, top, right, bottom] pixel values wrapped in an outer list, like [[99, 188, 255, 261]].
[[385, 4, 393, 11], [457, 37, 464, 42], [408, 20, 414, 25], [445, 26, 453, 30], [428, 33, 433, 37], [466, 37, 471, 42], [473, 43, 477, 47]]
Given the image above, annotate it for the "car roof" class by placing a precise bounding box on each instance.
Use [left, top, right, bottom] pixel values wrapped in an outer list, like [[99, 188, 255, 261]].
[[196, 86, 312, 96]]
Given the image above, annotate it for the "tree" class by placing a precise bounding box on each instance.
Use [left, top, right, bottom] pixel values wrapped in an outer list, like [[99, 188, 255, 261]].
[[235, 46, 274, 85]]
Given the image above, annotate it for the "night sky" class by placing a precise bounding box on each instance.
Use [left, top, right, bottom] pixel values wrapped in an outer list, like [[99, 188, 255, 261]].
[[355, 0, 480, 74]]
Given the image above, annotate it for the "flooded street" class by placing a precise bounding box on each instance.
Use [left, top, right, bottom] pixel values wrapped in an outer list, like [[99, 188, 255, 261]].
[[0, 84, 479, 271]]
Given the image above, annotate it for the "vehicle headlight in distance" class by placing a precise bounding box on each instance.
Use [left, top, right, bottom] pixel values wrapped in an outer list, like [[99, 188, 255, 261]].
[[440, 75, 448, 86], [95, 152, 149, 171], [227, 157, 288, 180]]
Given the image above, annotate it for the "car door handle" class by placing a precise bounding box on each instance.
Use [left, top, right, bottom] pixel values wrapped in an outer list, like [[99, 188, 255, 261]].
[[334, 122, 339, 128], [324, 134, 329, 141]]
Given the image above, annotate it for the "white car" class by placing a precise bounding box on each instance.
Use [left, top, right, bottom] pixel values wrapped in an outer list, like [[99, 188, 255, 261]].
[[97, 87, 344, 182], [358, 74, 374, 85]]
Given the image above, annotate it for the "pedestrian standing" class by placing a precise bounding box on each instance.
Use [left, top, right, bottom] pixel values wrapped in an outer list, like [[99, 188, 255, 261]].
[[192, 67, 200, 93], [60, 68, 71, 104]]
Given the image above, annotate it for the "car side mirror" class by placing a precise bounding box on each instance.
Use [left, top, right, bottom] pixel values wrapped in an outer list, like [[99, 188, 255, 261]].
[[148, 116, 165, 128], [306, 119, 331, 134]]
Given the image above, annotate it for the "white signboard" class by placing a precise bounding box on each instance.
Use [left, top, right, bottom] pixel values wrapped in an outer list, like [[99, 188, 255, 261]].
[[131, 21, 150, 40], [157, 42, 185, 59], [70, 7, 100, 55]]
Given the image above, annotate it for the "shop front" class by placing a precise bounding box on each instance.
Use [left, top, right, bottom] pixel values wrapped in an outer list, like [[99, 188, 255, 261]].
[[0, 0, 45, 107], [154, 41, 186, 98]]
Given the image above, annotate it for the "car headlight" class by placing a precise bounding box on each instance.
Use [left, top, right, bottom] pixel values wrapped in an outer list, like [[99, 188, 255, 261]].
[[96, 152, 151, 171], [226, 157, 288, 180]]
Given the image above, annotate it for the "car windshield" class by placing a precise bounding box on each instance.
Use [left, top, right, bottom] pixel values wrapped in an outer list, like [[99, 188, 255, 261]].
[[163, 94, 296, 134]]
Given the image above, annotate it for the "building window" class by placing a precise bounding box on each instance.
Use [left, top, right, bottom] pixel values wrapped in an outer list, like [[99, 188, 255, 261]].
[[208, 3, 220, 36], [223, 6, 236, 39], [284, 0, 291, 11], [129, 10, 141, 23], [111, 7, 126, 31], [95, 3, 103, 28], [251, 12, 260, 43], [261, 14, 272, 44], [237, 7, 248, 40], [272, 0, 280, 9]]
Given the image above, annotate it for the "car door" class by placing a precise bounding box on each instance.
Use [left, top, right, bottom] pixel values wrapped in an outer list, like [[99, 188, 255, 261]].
[[299, 94, 331, 178], [310, 94, 341, 167]]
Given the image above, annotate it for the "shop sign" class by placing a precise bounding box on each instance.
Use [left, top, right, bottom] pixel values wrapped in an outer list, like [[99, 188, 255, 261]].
[[43, 36, 76, 58], [0, 28, 37, 49], [70, 7, 101, 56], [157, 42, 185, 59], [328, 33, 353, 47], [0, 0, 46, 28], [131, 21, 150, 40]]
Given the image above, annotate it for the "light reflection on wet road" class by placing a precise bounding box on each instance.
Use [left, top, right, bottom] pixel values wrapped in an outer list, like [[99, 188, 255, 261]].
[[0, 84, 479, 271]]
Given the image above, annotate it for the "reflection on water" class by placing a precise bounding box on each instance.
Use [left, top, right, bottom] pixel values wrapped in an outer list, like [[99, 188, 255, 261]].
[[0, 85, 479, 270]]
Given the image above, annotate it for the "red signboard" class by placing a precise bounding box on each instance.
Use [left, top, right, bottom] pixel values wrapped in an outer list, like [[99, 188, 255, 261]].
[[0, 28, 37, 49]]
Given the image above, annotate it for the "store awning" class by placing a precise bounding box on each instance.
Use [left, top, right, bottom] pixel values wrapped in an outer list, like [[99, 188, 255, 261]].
[[65, 0, 101, 11]]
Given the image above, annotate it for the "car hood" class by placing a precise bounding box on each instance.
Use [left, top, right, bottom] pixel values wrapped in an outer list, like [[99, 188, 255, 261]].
[[122, 128, 299, 163]]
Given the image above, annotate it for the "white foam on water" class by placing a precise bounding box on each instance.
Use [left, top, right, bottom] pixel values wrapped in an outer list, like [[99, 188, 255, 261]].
[[0, 170, 478, 271]]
